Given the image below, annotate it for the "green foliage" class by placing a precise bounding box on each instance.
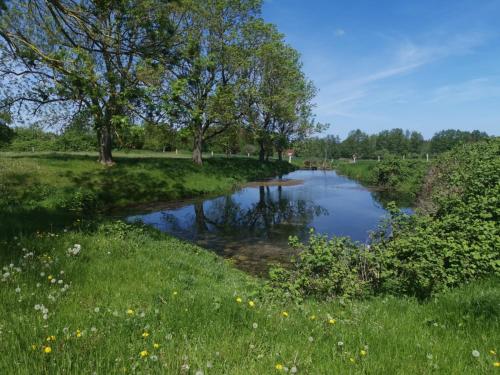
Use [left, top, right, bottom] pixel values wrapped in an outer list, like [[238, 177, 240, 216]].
[[430, 129, 489, 154], [266, 232, 373, 302], [271, 139, 500, 300], [56, 188, 99, 213], [0, 121, 14, 148]]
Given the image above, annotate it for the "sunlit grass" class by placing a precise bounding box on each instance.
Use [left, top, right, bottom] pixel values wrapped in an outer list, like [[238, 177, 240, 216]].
[[0, 223, 498, 374]]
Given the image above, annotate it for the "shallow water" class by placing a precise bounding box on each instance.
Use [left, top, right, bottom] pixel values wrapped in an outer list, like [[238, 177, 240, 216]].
[[127, 170, 407, 274]]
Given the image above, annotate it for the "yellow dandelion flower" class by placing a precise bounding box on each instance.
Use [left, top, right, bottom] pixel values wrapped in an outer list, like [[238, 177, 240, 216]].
[[349, 357, 355, 363], [494, 362, 500, 367], [173, 291, 178, 296], [76, 329, 82, 338], [281, 311, 289, 318], [275, 363, 284, 371], [248, 301, 255, 308], [140, 350, 148, 358], [360, 350, 367, 356], [328, 319, 336, 325], [236, 297, 242, 303], [310, 315, 316, 320], [126, 309, 134, 315], [490, 350, 497, 355], [44, 346, 52, 354], [142, 332, 149, 338], [31, 344, 37, 350], [153, 343, 160, 349], [48, 275, 53, 281], [46, 335, 56, 341]]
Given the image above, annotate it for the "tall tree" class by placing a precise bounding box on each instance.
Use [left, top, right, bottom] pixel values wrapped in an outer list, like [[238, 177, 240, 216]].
[[243, 20, 320, 162], [164, 0, 259, 165], [0, 0, 176, 164]]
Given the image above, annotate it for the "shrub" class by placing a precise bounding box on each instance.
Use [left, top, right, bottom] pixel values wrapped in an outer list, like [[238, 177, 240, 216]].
[[265, 232, 375, 302], [56, 188, 99, 213]]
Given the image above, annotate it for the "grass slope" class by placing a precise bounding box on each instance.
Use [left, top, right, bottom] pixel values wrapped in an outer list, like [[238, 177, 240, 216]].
[[0, 224, 498, 374]]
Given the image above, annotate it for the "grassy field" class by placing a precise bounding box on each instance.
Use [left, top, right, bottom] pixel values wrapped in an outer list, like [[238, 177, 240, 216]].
[[0, 151, 498, 374]]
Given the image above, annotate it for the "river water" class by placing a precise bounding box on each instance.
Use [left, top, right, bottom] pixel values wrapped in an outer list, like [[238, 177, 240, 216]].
[[127, 170, 407, 274]]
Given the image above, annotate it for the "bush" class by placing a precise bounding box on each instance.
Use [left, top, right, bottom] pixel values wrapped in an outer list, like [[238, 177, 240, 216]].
[[265, 232, 375, 302], [56, 188, 99, 213], [376, 139, 500, 298]]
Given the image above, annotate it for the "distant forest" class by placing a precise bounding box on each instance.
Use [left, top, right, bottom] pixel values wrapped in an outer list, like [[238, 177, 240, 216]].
[[297, 128, 491, 159]]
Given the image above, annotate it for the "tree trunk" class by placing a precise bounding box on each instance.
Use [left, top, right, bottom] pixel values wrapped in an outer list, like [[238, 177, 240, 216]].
[[277, 148, 283, 161], [192, 128, 203, 165], [258, 139, 265, 162], [98, 124, 113, 165]]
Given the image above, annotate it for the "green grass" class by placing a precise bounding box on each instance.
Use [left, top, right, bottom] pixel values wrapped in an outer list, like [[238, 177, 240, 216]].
[[333, 160, 378, 185], [0, 151, 498, 374], [0, 224, 498, 374]]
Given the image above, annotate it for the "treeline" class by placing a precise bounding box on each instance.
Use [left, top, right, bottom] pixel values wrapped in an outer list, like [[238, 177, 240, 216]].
[[297, 128, 491, 159], [0, 120, 280, 158], [0, 0, 321, 165]]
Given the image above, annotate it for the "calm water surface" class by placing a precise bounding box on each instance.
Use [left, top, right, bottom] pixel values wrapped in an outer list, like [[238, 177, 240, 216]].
[[128, 170, 403, 274]]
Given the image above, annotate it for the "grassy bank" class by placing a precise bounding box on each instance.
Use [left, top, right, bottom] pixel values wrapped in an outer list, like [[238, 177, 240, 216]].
[[1, 224, 498, 374], [333, 159, 428, 203], [0, 151, 295, 237]]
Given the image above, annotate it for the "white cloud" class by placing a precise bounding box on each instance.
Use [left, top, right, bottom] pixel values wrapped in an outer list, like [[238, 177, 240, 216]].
[[334, 29, 345, 37], [313, 31, 490, 120], [429, 77, 500, 104]]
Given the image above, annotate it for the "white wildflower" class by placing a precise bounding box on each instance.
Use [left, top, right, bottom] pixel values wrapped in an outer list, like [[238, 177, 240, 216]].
[[472, 350, 480, 358]]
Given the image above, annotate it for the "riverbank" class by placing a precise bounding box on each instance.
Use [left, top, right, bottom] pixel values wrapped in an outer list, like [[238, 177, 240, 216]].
[[1, 150, 498, 374], [1, 222, 498, 374], [0, 152, 295, 237], [332, 159, 428, 203]]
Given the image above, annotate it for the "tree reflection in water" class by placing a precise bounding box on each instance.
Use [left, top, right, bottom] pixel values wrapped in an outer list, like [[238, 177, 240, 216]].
[[161, 185, 328, 274]]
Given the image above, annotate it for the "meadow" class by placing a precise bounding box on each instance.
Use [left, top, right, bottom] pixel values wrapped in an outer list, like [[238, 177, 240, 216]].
[[0, 150, 498, 374]]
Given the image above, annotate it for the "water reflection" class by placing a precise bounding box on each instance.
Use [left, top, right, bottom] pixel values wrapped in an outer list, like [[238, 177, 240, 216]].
[[128, 170, 407, 274]]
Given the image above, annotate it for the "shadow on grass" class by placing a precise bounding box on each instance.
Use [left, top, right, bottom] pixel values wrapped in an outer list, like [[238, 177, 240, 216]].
[[0, 207, 77, 242]]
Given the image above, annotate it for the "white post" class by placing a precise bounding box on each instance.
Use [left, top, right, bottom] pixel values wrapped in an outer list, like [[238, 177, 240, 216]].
[[288, 155, 292, 163], [175, 149, 178, 155], [402, 154, 405, 160], [377, 155, 380, 162], [247, 153, 250, 157], [32, 147, 35, 153], [211, 151, 214, 157], [426, 153, 429, 162]]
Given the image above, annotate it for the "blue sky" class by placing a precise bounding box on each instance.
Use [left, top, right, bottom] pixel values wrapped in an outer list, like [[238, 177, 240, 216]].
[[263, 0, 500, 139]]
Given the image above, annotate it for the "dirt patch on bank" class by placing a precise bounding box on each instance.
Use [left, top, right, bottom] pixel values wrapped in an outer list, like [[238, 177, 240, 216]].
[[243, 179, 304, 188]]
